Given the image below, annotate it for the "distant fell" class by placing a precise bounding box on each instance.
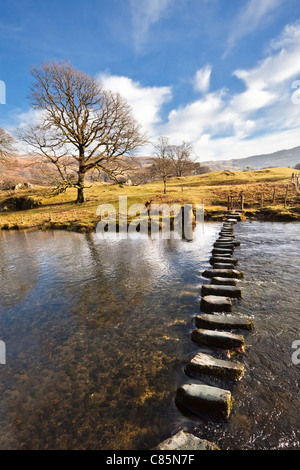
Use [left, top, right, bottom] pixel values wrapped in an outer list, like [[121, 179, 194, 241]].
[[201, 146, 300, 171]]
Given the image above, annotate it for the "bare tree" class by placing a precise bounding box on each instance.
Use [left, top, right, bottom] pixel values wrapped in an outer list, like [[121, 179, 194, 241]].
[[0, 127, 15, 172], [150, 136, 174, 193], [17, 61, 148, 203], [169, 141, 194, 177]]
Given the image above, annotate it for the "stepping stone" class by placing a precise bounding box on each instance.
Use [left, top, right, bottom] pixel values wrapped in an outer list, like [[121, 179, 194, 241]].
[[214, 243, 235, 250], [200, 295, 232, 313], [226, 219, 237, 224], [219, 232, 234, 237], [212, 263, 235, 270], [211, 253, 232, 258], [217, 238, 240, 245], [202, 269, 244, 279], [211, 277, 237, 286], [210, 257, 238, 266], [155, 430, 220, 451], [212, 248, 233, 256], [191, 328, 245, 350], [195, 313, 254, 331], [185, 352, 245, 381], [175, 383, 233, 419], [201, 284, 242, 298]]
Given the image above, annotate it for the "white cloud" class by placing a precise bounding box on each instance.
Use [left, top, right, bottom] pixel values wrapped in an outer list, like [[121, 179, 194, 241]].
[[225, 0, 284, 55], [156, 20, 300, 160], [11, 20, 300, 162], [129, 0, 173, 52], [193, 65, 212, 93], [98, 73, 172, 136]]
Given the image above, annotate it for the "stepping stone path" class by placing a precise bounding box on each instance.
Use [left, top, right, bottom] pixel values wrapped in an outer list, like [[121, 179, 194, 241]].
[[157, 211, 255, 450]]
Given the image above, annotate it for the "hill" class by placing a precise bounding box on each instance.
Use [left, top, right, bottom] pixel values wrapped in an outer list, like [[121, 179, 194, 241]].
[[201, 146, 300, 171]]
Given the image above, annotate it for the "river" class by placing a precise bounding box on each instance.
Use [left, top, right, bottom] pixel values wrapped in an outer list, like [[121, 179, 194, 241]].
[[0, 221, 299, 450]]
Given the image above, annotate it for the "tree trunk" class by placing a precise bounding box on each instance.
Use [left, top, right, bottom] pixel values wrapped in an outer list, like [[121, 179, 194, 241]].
[[76, 149, 86, 203], [76, 171, 86, 203], [163, 179, 167, 194]]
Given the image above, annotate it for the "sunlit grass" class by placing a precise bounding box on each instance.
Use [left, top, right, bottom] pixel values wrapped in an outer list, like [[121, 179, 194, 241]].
[[0, 167, 299, 231]]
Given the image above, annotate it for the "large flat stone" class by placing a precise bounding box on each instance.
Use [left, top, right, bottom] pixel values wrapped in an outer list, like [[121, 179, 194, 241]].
[[200, 295, 232, 313], [195, 313, 254, 331], [201, 284, 242, 298], [185, 352, 245, 381], [212, 248, 234, 256], [219, 230, 235, 238], [214, 243, 235, 249], [191, 328, 245, 350], [226, 219, 237, 224], [175, 383, 233, 419], [213, 263, 235, 270], [155, 430, 220, 451], [211, 277, 237, 286], [210, 257, 238, 266], [216, 239, 241, 246], [202, 269, 244, 279]]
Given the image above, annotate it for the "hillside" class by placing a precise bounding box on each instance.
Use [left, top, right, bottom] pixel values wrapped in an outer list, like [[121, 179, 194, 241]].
[[201, 146, 300, 171], [0, 167, 299, 232]]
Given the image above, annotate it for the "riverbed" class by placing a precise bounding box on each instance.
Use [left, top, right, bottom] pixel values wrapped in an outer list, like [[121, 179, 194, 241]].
[[0, 221, 299, 450]]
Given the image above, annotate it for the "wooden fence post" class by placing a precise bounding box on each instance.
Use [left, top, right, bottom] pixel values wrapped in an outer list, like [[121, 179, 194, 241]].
[[260, 193, 264, 209], [284, 185, 289, 208], [240, 193, 244, 210]]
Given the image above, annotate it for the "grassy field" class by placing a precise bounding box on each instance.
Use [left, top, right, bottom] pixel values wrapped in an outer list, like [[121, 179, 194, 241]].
[[0, 167, 299, 232]]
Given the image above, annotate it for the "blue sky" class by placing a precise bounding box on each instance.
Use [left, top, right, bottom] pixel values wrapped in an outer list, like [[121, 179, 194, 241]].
[[1, 0, 300, 161]]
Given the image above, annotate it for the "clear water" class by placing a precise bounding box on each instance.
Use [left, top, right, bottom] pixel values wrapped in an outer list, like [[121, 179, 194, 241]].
[[0, 221, 299, 450]]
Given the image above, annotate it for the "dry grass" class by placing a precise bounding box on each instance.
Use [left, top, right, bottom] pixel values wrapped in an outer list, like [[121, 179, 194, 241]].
[[0, 167, 299, 232]]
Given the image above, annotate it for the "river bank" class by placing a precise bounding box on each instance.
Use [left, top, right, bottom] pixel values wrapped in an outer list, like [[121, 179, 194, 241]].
[[0, 167, 299, 233]]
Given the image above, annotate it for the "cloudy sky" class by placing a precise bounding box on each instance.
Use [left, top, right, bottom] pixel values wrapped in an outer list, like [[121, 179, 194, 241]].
[[1, 0, 300, 161]]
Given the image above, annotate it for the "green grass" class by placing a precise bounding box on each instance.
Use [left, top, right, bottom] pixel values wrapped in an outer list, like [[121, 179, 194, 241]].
[[0, 167, 299, 231]]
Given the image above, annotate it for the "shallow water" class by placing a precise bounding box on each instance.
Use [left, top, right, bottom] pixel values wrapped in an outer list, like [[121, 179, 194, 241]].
[[0, 221, 299, 450]]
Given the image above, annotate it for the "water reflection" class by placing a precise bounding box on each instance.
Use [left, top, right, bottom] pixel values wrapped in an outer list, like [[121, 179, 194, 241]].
[[0, 222, 299, 450], [0, 225, 216, 449]]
